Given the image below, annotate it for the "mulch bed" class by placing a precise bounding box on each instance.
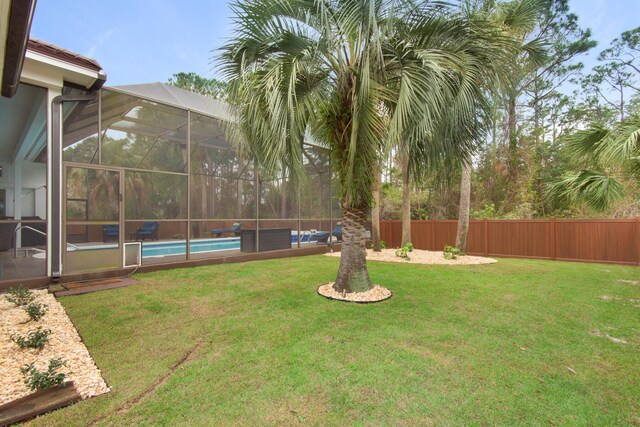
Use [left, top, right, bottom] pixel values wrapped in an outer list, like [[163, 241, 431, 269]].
[[0, 290, 109, 406]]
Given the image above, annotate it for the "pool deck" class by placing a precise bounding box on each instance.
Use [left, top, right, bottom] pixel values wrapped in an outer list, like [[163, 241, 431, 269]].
[[0, 249, 46, 281]]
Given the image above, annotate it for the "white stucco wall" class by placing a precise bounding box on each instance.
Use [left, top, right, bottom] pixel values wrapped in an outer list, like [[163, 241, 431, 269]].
[[0, 157, 47, 218]]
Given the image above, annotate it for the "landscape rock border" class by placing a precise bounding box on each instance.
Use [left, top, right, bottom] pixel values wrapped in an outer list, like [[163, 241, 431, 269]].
[[317, 283, 393, 304]]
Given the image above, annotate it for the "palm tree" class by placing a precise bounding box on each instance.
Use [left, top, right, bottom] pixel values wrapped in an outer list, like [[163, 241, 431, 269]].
[[546, 116, 640, 211], [220, 0, 541, 293]]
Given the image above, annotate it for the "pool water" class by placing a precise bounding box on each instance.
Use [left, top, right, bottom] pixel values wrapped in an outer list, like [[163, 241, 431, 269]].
[[142, 238, 241, 257]]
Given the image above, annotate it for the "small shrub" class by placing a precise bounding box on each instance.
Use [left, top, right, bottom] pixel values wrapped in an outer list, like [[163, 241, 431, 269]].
[[470, 203, 498, 219], [411, 208, 428, 220], [395, 242, 414, 260], [23, 302, 48, 322], [20, 358, 66, 391], [4, 285, 35, 306], [11, 328, 52, 350], [443, 245, 464, 260], [369, 240, 387, 250]]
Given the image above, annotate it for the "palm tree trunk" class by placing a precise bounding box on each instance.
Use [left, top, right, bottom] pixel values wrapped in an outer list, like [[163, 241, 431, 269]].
[[491, 96, 498, 159], [507, 94, 518, 175], [279, 175, 287, 219], [371, 163, 382, 252], [236, 160, 244, 218], [333, 202, 373, 293], [533, 99, 540, 146], [201, 174, 208, 218], [400, 152, 411, 246], [455, 157, 472, 252]]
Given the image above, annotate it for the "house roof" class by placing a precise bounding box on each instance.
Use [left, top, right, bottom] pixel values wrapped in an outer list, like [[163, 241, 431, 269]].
[[110, 82, 232, 122], [28, 38, 104, 73]]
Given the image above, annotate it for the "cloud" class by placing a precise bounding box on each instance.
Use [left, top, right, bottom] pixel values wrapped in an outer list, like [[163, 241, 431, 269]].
[[85, 28, 119, 58]]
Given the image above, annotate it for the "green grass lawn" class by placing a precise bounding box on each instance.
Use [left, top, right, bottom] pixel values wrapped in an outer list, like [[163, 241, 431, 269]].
[[27, 255, 639, 426]]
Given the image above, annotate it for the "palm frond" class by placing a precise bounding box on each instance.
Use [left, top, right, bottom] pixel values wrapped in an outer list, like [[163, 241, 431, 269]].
[[545, 170, 625, 212], [562, 124, 610, 166], [599, 115, 640, 171]]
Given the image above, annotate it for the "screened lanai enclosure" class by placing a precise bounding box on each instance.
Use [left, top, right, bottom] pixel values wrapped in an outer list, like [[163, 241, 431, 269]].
[[61, 83, 341, 274], [0, 83, 48, 280], [0, 82, 344, 282]]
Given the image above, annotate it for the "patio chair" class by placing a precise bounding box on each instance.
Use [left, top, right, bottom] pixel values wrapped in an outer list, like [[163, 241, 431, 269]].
[[211, 222, 241, 238], [332, 223, 343, 241], [102, 224, 119, 242], [312, 223, 343, 244], [135, 222, 159, 241]]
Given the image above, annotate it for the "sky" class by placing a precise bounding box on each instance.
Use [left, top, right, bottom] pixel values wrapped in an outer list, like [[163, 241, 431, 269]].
[[29, 0, 640, 87]]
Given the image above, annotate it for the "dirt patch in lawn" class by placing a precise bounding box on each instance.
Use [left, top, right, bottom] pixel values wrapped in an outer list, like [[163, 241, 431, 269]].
[[589, 329, 628, 344], [0, 290, 109, 405], [616, 279, 640, 286], [326, 248, 496, 265]]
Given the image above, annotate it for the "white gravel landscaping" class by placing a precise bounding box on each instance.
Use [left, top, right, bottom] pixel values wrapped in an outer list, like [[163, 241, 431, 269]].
[[318, 283, 392, 302], [326, 248, 497, 265], [0, 290, 109, 405]]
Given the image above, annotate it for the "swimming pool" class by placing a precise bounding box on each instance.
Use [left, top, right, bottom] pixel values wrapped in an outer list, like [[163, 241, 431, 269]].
[[67, 238, 242, 258], [69, 232, 321, 259], [143, 232, 320, 257], [142, 238, 241, 257]]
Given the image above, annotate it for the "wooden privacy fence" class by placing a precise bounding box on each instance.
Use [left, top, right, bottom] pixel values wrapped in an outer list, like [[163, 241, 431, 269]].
[[379, 218, 640, 266]]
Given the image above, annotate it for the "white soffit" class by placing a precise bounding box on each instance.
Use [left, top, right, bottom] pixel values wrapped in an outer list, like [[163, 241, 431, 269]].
[[22, 49, 102, 89]]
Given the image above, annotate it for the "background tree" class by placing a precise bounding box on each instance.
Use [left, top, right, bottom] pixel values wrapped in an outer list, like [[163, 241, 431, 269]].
[[454, 0, 546, 251], [485, 0, 595, 216], [547, 27, 640, 216], [376, 21, 639, 225], [579, 27, 640, 122], [167, 72, 228, 100], [546, 116, 640, 212]]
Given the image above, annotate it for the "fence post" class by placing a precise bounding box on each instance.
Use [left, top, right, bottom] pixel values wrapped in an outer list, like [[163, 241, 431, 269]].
[[549, 217, 556, 261], [430, 219, 436, 250], [483, 218, 488, 256]]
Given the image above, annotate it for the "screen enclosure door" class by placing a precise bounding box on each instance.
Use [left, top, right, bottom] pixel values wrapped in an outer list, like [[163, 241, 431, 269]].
[[63, 164, 124, 274]]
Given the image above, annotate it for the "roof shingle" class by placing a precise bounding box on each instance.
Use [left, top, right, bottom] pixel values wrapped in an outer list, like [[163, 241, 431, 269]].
[[27, 38, 104, 72]]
